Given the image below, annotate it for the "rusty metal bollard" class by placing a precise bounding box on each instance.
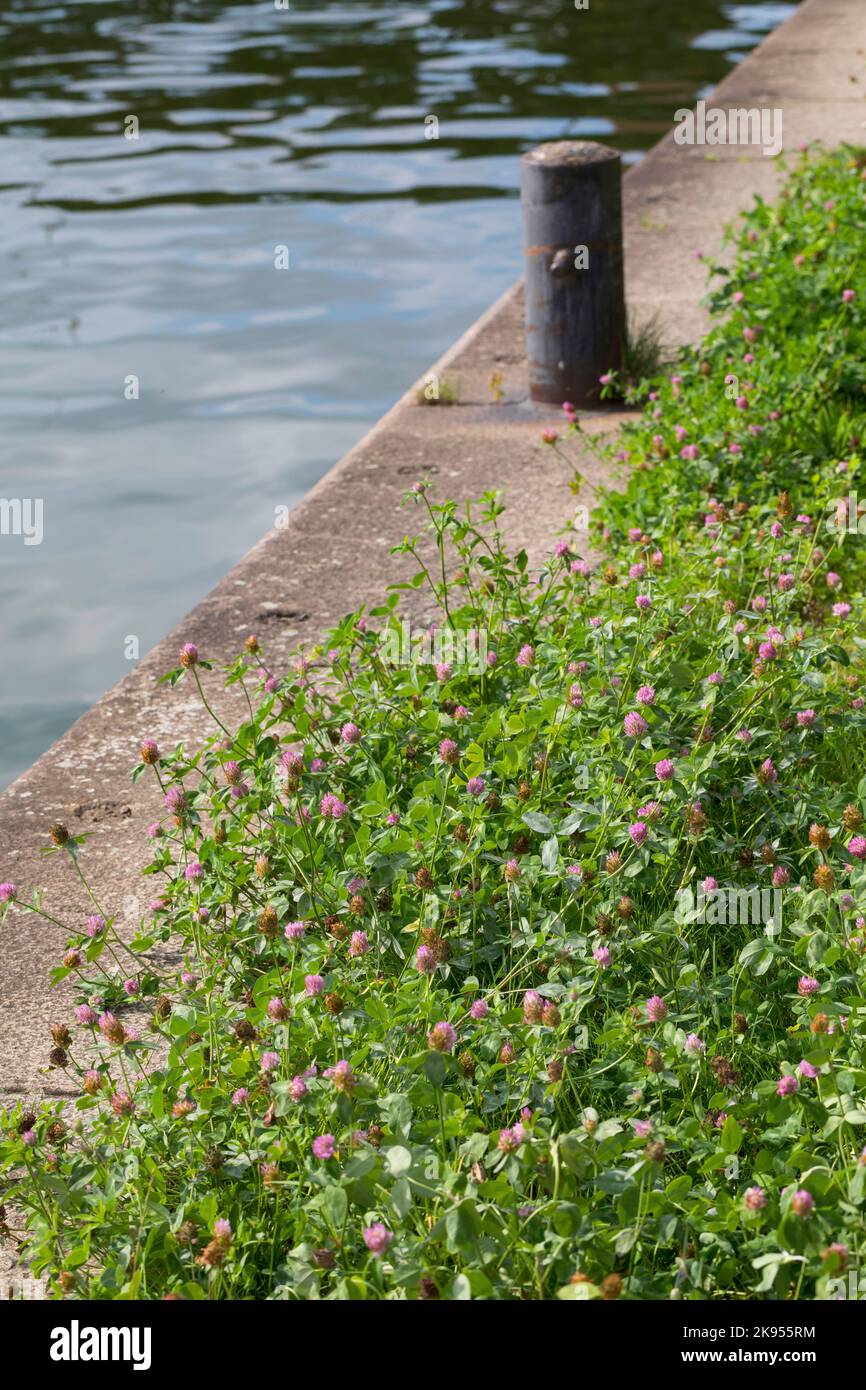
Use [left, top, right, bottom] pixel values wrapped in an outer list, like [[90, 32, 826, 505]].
[[520, 139, 626, 406]]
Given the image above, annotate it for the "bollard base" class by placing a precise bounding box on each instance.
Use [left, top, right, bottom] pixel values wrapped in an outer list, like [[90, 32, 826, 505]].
[[528, 374, 608, 408]]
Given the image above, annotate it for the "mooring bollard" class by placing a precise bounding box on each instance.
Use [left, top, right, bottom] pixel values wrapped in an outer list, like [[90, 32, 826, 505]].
[[520, 139, 626, 407]]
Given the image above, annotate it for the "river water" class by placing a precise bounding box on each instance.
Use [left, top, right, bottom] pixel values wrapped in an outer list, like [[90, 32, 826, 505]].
[[0, 0, 797, 788]]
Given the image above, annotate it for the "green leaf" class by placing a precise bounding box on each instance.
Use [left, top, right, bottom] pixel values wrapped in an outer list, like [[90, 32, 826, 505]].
[[720, 1115, 744, 1155], [667, 661, 693, 688], [391, 1177, 413, 1219], [384, 1145, 413, 1176], [422, 1051, 446, 1088], [665, 1175, 692, 1203], [595, 1169, 631, 1195], [320, 1185, 348, 1230], [541, 836, 560, 871], [445, 1200, 482, 1254], [615, 1226, 638, 1255], [594, 1119, 623, 1142]]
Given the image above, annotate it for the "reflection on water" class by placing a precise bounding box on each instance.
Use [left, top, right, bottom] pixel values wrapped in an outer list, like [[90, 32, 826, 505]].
[[0, 0, 797, 787]]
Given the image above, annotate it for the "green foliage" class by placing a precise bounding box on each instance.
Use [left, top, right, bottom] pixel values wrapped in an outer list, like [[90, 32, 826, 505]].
[[3, 146, 866, 1301]]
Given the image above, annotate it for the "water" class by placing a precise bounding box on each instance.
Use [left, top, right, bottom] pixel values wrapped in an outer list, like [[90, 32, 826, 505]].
[[0, 0, 797, 789]]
